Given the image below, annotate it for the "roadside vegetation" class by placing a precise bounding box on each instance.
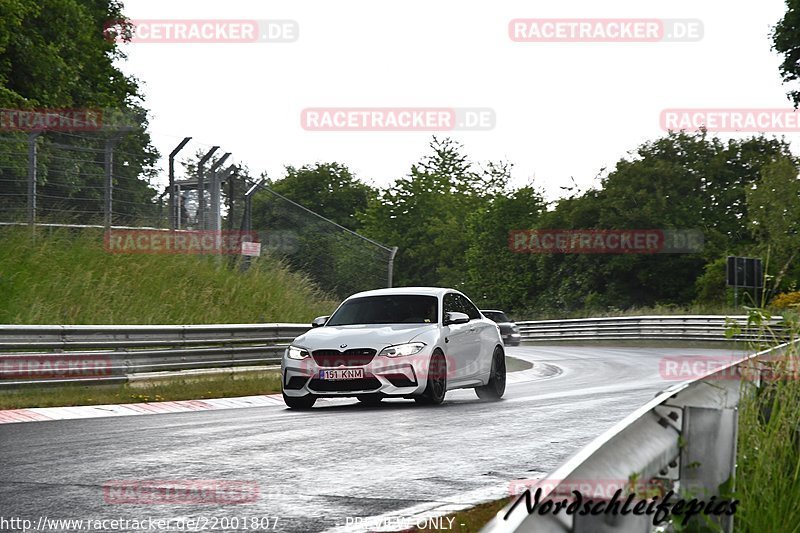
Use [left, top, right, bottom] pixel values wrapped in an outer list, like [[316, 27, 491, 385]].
[[733, 309, 800, 532], [0, 227, 336, 324]]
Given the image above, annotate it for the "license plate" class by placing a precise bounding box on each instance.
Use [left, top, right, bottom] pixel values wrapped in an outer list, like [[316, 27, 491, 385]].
[[319, 368, 364, 380]]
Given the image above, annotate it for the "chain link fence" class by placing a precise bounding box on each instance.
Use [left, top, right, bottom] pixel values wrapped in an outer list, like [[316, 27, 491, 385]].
[[0, 129, 396, 299], [249, 186, 397, 299], [0, 131, 164, 227]]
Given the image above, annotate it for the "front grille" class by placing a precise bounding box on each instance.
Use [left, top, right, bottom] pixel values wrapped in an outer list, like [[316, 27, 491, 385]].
[[284, 376, 309, 390], [312, 348, 376, 367], [308, 377, 381, 392]]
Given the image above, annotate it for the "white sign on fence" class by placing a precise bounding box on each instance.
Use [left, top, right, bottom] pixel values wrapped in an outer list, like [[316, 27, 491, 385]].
[[241, 241, 261, 257]]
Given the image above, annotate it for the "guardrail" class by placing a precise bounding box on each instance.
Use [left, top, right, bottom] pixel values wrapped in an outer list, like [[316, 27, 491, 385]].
[[482, 338, 798, 533], [0, 315, 789, 388], [517, 315, 789, 342], [0, 324, 310, 387]]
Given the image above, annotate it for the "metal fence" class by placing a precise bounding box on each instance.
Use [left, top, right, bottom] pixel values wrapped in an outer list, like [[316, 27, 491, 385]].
[[0, 130, 163, 227], [517, 315, 790, 342], [250, 185, 398, 298], [0, 323, 309, 387], [0, 315, 791, 389], [0, 130, 397, 297]]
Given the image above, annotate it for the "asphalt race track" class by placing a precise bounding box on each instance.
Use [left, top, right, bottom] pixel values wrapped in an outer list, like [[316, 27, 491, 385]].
[[0, 344, 744, 533]]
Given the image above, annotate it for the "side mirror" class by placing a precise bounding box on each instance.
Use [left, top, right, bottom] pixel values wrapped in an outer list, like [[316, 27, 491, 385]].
[[311, 316, 329, 328], [444, 311, 470, 325]]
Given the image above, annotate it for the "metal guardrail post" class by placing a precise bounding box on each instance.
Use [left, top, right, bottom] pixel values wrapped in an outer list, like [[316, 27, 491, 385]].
[[388, 246, 398, 288], [103, 131, 128, 230], [483, 341, 795, 533]]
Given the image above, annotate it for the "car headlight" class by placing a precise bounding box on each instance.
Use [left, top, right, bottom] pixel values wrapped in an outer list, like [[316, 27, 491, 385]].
[[287, 346, 310, 360], [379, 342, 426, 357]]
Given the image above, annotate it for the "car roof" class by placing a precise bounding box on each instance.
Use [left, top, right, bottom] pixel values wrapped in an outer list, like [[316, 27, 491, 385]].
[[481, 309, 505, 313], [347, 287, 456, 299]]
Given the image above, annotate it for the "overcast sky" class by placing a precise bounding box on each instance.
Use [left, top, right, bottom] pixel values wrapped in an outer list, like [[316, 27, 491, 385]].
[[118, 0, 794, 201]]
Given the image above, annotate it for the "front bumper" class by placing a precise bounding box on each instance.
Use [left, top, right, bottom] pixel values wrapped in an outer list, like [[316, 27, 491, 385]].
[[503, 333, 521, 346], [281, 351, 430, 398]]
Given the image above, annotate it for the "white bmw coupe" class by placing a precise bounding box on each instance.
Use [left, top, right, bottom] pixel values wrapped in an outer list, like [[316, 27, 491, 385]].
[[281, 287, 506, 409]]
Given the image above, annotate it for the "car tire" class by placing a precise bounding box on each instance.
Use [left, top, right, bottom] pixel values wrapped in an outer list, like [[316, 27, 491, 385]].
[[415, 351, 447, 405], [475, 347, 506, 401], [282, 392, 317, 409], [357, 394, 383, 405]]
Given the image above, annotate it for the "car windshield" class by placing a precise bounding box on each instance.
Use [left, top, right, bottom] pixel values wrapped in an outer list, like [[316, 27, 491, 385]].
[[484, 311, 510, 323], [327, 295, 438, 325]]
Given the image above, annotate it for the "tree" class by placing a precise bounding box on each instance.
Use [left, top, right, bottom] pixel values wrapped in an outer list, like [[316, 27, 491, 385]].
[[265, 163, 375, 230], [773, 0, 800, 107], [463, 185, 547, 311], [746, 155, 800, 295], [359, 137, 510, 289], [248, 163, 383, 298], [523, 132, 795, 313], [0, 0, 158, 224]]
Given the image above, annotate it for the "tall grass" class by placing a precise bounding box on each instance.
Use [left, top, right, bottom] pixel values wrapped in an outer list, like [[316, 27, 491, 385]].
[[0, 227, 337, 324], [733, 310, 800, 533]]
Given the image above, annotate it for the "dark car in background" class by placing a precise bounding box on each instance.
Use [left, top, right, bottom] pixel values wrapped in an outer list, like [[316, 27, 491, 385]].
[[481, 310, 521, 346]]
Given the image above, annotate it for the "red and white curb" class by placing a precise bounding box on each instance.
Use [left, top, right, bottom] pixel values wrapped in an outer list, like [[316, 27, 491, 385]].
[[0, 355, 556, 426], [0, 394, 286, 425]]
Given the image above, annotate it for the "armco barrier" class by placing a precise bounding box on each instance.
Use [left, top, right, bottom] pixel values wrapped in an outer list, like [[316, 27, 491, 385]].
[[481, 339, 798, 533], [0, 324, 309, 387], [0, 315, 789, 388], [517, 315, 789, 342]]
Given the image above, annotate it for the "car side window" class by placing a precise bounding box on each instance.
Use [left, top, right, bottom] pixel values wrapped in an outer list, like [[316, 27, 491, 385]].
[[457, 294, 481, 320], [443, 293, 459, 317]]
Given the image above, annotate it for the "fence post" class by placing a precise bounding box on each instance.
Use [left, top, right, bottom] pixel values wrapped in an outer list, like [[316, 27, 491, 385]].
[[225, 165, 238, 231], [208, 152, 230, 236], [168, 137, 191, 230], [196, 146, 219, 230], [103, 132, 127, 230], [27, 132, 41, 230], [241, 178, 266, 271], [104, 138, 114, 230], [388, 246, 398, 288]]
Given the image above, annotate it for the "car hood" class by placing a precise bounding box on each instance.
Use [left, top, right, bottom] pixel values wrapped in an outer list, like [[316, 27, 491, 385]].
[[292, 324, 438, 351]]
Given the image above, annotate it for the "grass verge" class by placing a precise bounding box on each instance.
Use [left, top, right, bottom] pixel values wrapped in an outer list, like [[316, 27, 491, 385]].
[[733, 311, 800, 532], [0, 372, 282, 410], [0, 226, 336, 324]]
